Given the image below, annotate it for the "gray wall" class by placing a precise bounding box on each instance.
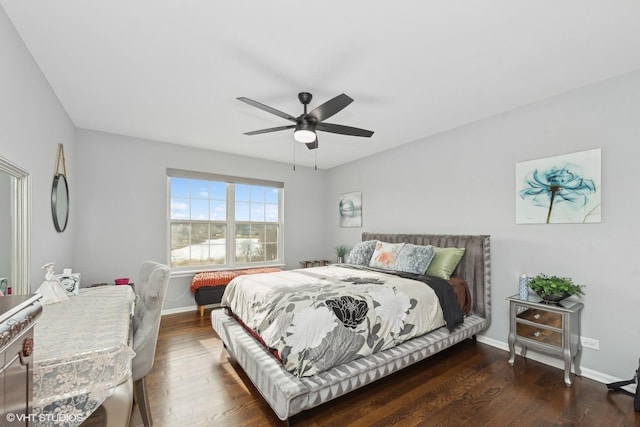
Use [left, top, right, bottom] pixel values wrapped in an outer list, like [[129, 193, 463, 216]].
[[73, 129, 328, 310], [327, 69, 640, 381], [0, 6, 76, 287]]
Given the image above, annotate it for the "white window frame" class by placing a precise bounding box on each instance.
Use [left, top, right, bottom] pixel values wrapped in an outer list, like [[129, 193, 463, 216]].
[[167, 168, 284, 273]]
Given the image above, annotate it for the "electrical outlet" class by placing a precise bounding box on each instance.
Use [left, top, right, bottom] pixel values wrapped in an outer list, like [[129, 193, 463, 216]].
[[581, 336, 600, 350]]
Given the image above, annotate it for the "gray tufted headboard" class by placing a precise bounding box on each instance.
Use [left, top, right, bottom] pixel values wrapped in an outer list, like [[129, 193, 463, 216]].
[[361, 232, 491, 324]]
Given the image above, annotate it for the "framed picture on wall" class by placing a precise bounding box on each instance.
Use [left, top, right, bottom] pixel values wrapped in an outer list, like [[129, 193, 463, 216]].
[[516, 148, 601, 224], [339, 191, 362, 227]]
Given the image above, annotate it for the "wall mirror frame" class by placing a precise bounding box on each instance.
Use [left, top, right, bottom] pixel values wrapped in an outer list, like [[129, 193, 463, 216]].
[[52, 174, 69, 232], [52, 143, 69, 233], [0, 155, 31, 295]]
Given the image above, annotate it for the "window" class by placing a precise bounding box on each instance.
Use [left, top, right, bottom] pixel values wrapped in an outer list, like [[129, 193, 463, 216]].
[[167, 169, 283, 270]]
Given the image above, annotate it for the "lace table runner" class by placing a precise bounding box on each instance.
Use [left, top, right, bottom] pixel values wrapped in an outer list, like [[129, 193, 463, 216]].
[[33, 286, 135, 427]]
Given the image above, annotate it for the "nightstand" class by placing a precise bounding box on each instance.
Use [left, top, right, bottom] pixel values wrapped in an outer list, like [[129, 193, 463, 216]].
[[507, 294, 584, 386], [299, 260, 331, 268]]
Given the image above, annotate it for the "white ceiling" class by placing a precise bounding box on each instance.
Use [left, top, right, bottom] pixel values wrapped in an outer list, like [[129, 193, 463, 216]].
[[3, 1, 640, 169]]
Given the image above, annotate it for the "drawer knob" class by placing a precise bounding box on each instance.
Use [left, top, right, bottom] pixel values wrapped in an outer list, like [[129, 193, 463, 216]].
[[534, 331, 541, 337], [534, 313, 540, 320], [22, 337, 34, 357]]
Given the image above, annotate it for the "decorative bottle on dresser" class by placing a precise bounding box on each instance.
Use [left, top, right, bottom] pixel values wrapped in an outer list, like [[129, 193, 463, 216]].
[[519, 274, 529, 300]]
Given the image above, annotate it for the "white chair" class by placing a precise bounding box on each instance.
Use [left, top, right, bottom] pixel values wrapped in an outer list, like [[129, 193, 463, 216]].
[[132, 261, 171, 426]]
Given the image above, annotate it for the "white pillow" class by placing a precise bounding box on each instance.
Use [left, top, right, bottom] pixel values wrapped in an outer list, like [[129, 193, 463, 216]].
[[369, 241, 405, 270]]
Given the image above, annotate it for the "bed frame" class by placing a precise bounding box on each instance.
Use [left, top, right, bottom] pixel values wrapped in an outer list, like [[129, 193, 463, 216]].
[[212, 233, 491, 423]]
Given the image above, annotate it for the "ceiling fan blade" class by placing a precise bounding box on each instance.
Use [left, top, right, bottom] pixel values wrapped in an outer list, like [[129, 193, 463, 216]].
[[237, 97, 297, 122], [308, 93, 353, 122], [305, 137, 318, 150], [316, 122, 374, 137], [244, 125, 295, 135]]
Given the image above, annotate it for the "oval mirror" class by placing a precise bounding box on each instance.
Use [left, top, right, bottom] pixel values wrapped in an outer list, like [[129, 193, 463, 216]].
[[52, 173, 69, 232]]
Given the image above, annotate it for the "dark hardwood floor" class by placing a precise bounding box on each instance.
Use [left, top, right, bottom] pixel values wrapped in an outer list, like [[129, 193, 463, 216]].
[[82, 309, 639, 426]]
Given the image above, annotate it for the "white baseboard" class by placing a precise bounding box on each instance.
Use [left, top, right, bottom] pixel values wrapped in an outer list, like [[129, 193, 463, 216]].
[[161, 303, 222, 316], [476, 335, 627, 386], [161, 305, 199, 315]]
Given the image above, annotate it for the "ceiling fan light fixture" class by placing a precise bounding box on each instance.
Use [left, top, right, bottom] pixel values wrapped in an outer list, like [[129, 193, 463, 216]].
[[294, 129, 316, 143]]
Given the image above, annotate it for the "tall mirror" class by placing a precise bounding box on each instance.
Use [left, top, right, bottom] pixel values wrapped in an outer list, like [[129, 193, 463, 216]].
[[0, 156, 31, 295]]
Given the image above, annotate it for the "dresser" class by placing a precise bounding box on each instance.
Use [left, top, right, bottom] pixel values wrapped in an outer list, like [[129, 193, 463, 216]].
[[507, 294, 583, 387], [0, 295, 42, 426]]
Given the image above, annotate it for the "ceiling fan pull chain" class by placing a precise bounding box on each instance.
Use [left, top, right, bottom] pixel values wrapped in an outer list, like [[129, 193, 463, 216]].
[[292, 140, 296, 171], [315, 149, 317, 171]]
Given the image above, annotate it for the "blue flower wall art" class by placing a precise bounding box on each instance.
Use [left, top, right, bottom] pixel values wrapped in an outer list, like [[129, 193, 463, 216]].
[[516, 149, 601, 224]]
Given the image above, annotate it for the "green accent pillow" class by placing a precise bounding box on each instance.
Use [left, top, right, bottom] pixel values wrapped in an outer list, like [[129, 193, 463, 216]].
[[425, 247, 465, 280]]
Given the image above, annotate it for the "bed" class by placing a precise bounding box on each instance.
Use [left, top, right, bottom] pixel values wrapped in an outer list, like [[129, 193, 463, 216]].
[[212, 232, 491, 423]]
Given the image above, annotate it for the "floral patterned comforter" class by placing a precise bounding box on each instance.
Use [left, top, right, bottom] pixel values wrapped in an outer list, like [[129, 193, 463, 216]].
[[221, 265, 459, 377]]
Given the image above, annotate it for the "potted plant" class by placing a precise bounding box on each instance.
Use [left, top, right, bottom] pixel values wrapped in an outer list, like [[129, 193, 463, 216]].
[[335, 245, 349, 263], [527, 274, 585, 303]]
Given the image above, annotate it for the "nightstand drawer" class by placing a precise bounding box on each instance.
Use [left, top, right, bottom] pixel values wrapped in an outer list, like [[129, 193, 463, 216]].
[[516, 307, 562, 328], [516, 323, 562, 347]]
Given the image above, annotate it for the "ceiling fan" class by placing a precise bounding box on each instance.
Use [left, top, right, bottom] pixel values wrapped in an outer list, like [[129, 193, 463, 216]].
[[237, 92, 374, 150]]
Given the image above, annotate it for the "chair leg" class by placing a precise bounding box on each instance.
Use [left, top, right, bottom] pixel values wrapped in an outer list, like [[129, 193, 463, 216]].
[[134, 377, 153, 427], [102, 376, 133, 427]]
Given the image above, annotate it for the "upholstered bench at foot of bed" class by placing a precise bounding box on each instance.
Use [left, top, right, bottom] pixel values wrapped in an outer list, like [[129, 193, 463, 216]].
[[194, 286, 227, 317], [191, 267, 282, 317]]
